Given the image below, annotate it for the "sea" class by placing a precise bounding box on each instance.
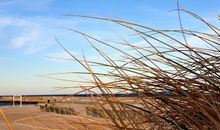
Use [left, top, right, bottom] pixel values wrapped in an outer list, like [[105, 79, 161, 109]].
[[0, 102, 37, 106]]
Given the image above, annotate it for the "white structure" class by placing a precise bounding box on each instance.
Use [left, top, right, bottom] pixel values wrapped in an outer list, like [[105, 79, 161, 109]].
[[12, 95, 15, 107], [20, 95, 22, 107], [12, 95, 22, 107]]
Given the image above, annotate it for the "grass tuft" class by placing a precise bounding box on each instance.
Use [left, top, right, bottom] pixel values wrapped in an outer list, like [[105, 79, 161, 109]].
[[49, 10, 220, 130]]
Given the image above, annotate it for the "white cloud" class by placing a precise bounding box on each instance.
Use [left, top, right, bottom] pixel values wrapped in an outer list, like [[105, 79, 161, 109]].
[[0, 0, 53, 11], [6, 18, 54, 53], [9, 24, 55, 54], [11, 29, 39, 48], [0, 17, 12, 28], [0, 16, 80, 54]]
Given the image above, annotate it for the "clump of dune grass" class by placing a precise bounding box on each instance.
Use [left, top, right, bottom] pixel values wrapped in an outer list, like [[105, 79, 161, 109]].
[[45, 9, 220, 130]]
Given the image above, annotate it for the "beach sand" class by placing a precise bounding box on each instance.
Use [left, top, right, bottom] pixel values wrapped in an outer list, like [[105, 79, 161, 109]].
[[0, 105, 112, 130]]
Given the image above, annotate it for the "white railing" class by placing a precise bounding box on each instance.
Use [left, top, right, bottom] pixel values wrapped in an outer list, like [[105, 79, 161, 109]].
[[12, 95, 22, 107]]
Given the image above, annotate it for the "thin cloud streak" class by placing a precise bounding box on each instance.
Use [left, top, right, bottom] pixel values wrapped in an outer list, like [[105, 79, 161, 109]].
[[0, 16, 80, 54]]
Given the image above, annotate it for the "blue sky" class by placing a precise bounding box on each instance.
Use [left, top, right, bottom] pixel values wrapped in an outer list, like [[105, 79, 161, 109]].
[[0, 0, 220, 95]]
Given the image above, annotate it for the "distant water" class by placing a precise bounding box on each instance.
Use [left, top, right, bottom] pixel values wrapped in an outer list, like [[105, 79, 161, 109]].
[[0, 102, 37, 106], [0, 102, 13, 106]]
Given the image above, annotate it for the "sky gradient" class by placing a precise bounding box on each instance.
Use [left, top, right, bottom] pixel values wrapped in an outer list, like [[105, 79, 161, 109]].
[[0, 0, 220, 95]]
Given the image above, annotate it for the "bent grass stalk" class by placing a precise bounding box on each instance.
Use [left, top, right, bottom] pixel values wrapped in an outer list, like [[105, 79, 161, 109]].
[[0, 108, 13, 130], [44, 10, 220, 130]]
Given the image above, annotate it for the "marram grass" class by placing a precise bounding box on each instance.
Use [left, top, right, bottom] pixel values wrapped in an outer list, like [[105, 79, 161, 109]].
[[45, 10, 220, 130]]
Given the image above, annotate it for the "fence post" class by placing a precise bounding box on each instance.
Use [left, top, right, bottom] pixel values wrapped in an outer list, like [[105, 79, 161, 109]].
[[12, 95, 15, 107], [20, 95, 22, 107]]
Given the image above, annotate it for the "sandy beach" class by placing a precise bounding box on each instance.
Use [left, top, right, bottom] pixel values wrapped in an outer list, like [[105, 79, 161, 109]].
[[0, 105, 112, 130]]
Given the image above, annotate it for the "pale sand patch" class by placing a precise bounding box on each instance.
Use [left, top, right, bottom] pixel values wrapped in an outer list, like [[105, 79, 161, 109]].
[[0, 105, 113, 130]]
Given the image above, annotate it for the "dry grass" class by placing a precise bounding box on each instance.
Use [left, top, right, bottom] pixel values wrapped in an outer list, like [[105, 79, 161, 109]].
[[42, 9, 220, 130]]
